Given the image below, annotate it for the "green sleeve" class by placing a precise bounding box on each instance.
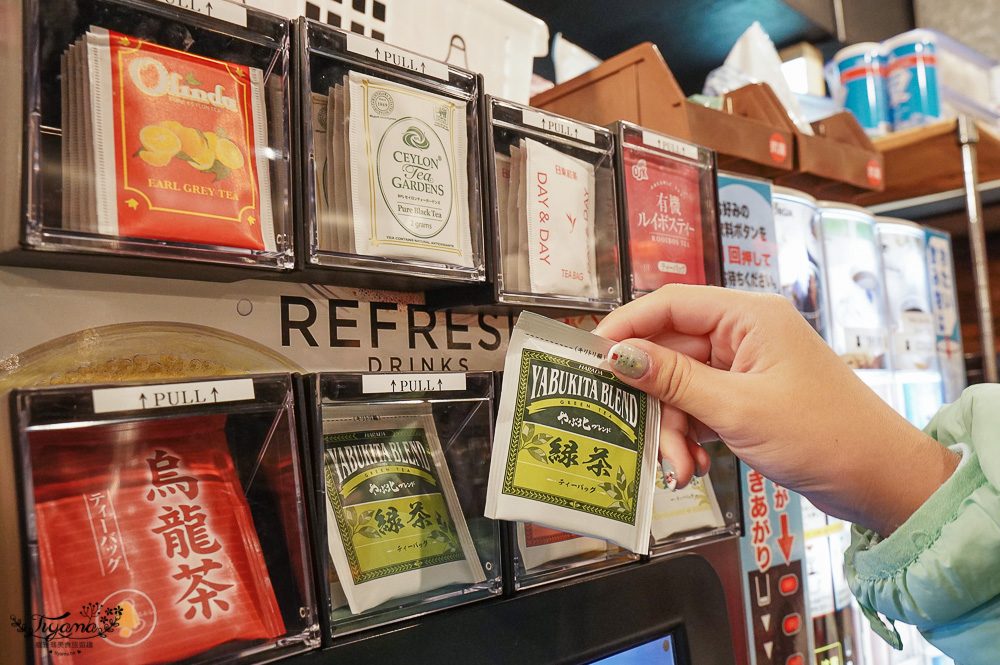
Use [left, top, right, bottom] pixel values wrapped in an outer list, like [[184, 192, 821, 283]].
[[845, 385, 1000, 665]]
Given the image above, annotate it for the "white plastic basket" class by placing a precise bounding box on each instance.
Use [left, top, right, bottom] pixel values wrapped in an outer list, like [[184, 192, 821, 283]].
[[293, 0, 548, 104]]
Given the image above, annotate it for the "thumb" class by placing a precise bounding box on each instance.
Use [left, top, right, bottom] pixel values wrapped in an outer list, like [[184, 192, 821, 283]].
[[605, 338, 734, 421]]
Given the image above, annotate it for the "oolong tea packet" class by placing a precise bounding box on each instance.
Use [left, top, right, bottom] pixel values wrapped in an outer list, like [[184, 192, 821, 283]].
[[486, 312, 659, 554], [322, 402, 484, 614], [348, 71, 473, 267]]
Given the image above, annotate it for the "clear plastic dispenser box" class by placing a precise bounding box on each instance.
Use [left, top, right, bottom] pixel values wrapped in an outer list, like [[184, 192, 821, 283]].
[[8, 374, 320, 665], [296, 20, 486, 290], [302, 372, 501, 640], [613, 121, 722, 300], [2, 0, 295, 278], [430, 96, 622, 313]]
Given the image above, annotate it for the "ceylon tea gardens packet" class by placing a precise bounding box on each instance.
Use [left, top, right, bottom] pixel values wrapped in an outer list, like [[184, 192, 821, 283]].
[[348, 71, 473, 267], [81, 28, 275, 251], [322, 402, 484, 614], [486, 312, 659, 554]]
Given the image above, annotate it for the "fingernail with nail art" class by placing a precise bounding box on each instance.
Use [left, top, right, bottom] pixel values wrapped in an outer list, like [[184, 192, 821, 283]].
[[661, 458, 678, 491], [607, 342, 649, 379]]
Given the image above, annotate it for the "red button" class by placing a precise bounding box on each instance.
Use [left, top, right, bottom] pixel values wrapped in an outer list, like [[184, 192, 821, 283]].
[[782, 613, 801, 635], [787, 655, 804, 665], [779, 574, 799, 595]]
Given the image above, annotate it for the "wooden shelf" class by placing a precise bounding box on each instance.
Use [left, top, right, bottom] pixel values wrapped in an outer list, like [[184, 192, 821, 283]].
[[855, 119, 1000, 206]]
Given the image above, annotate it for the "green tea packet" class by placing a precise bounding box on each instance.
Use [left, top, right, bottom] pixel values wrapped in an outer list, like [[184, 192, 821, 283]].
[[650, 463, 725, 542], [348, 71, 473, 267], [486, 312, 659, 554], [323, 402, 484, 614]]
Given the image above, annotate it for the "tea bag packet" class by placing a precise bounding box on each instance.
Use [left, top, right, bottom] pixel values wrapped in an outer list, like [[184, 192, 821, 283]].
[[649, 464, 725, 542], [621, 147, 707, 291], [516, 522, 609, 570], [487, 312, 659, 554], [72, 27, 276, 251], [312, 91, 335, 251], [332, 79, 355, 253], [30, 415, 285, 664], [494, 151, 516, 287], [348, 71, 473, 267], [322, 402, 484, 614], [524, 139, 599, 298]]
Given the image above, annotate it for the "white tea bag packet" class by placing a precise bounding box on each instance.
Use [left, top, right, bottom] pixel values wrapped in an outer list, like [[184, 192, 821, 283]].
[[312, 91, 335, 251], [649, 465, 725, 542], [506, 143, 525, 291], [348, 71, 473, 267], [334, 80, 354, 252], [323, 402, 484, 614], [516, 522, 609, 570], [486, 312, 659, 555], [524, 139, 598, 298], [494, 151, 516, 289]]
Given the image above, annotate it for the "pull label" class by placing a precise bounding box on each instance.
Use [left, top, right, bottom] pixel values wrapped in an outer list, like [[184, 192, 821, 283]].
[[92, 378, 256, 413]]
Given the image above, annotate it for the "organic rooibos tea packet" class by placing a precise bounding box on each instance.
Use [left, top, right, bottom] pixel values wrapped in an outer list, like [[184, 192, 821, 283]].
[[322, 402, 484, 614], [486, 312, 659, 554], [348, 71, 473, 267]]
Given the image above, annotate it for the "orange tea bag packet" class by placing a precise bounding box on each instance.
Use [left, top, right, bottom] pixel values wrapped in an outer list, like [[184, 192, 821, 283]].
[[84, 28, 275, 251]]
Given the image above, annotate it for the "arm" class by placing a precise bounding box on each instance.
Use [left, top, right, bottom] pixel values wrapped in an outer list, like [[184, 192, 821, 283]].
[[594, 284, 958, 536]]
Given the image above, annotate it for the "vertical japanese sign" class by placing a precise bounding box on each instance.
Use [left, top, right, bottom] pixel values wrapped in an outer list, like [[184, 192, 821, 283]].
[[717, 173, 779, 293], [722, 198, 813, 662], [738, 466, 812, 665], [925, 228, 966, 404]]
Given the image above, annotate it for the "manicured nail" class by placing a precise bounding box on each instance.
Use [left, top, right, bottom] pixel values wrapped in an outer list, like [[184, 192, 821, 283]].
[[661, 458, 677, 491], [607, 342, 649, 379]]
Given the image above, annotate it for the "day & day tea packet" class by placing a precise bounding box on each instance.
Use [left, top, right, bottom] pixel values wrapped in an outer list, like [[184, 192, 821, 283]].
[[322, 402, 484, 614], [486, 313, 659, 554], [496, 139, 599, 298]]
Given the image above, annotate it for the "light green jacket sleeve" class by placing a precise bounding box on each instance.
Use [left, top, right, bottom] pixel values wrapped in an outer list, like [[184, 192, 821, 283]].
[[845, 384, 1000, 665]]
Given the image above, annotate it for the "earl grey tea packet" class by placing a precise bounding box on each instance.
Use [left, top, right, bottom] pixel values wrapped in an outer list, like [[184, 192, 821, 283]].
[[323, 402, 484, 614], [486, 312, 659, 554]]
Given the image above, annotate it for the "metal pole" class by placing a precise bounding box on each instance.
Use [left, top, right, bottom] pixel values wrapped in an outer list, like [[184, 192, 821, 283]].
[[958, 115, 998, 383]]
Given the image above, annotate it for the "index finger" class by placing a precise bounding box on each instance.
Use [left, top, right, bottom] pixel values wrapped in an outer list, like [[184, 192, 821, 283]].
[[595, 284, 752, 341]]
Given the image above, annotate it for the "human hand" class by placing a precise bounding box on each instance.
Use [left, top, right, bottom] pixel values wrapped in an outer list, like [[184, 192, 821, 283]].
[[594, 284, 958, 535]]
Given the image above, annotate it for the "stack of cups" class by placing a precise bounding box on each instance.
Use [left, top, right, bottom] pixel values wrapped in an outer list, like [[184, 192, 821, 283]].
[[832, 42, 892, 137], [884, 30, 942, 131]]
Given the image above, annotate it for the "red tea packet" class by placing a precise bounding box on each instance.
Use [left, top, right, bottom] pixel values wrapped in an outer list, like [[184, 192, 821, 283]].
[[622, 147, 707, 291], [30, 414, 284, 665], [87, 28, 274, 251]]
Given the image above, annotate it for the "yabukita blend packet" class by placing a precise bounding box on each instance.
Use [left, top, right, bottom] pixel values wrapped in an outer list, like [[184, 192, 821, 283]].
[[486, 312, 659, 554], [322, 402, 484, 614]]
